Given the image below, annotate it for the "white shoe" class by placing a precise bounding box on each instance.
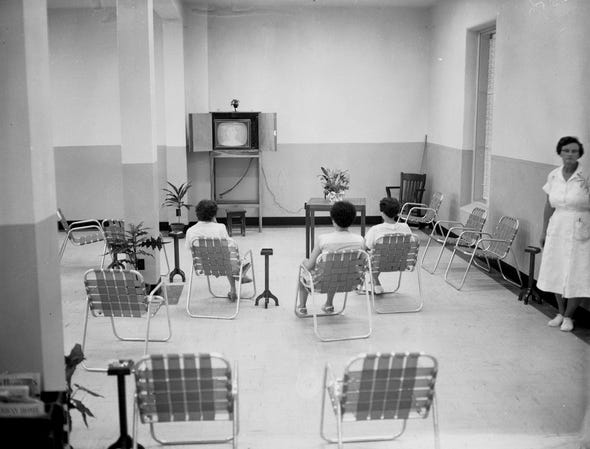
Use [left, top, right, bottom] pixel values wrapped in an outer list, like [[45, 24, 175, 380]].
[[560, 317, 574, 332], [547, 314, 564, 327]]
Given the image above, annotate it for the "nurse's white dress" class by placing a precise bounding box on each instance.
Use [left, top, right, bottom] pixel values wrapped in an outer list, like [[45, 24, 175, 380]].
[[537, 165, 590, 297]]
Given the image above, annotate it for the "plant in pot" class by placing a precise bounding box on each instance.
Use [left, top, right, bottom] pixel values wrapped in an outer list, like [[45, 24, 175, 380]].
[[319, 167, 350, 203], [162, 180, 192, 233], [106, 222, 165, 271]]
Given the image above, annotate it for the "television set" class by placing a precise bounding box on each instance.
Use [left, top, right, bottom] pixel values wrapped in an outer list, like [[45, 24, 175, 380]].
[[212, 112, 259, 150]]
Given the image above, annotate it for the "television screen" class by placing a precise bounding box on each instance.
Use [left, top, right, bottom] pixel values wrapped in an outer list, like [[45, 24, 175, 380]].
[[215, 120, 250, 148], [212, 112, 259, 150]]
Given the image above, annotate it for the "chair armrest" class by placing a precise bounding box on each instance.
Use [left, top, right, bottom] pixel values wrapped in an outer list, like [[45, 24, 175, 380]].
[[406, 205, 435, 218], [69, 219, 103, 229], [431, 220, 463, 237], [475, 236, 510, 254], [67, 223, 104, 233], [385, 186, 400, 198], [400, 202, 427, 216]]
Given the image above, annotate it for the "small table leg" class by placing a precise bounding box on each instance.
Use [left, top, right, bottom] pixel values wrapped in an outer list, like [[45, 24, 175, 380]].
[[518, 246, 542, 305], [169, 231, 185, 283], [107, 360, 144, 449], [255, 249, 279, 308]]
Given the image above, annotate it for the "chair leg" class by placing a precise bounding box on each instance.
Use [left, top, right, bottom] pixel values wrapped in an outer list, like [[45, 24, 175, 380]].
[[58, 236, 69, 262], [497, 251, 523, 288], [186, 266, 240, 320], [444, 248, 477, 291], [432, 393, 441, 449], [80, 302, 108, 372]]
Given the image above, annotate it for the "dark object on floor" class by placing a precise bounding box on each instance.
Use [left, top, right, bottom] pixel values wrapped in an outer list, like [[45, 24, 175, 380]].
[[107, 360, 144, 449], [226, 208, 246, 237], [255, 248, 279, 308], [518, 246, 542, 305]]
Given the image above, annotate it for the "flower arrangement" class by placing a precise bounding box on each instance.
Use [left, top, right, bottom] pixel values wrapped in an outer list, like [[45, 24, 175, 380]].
[[319, 167, 350, 202]]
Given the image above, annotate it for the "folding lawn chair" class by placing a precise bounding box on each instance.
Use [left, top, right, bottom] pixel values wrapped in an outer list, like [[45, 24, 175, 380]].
[[320, 352, 440, 449], [132, 353, 238, 448]]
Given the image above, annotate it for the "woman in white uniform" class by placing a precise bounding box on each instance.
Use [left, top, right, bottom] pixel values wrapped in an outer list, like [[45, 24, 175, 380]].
[[537, 136, 590, 332]]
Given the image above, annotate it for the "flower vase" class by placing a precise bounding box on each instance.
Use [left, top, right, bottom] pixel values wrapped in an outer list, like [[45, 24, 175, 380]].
[[327, 191, 345, 204]]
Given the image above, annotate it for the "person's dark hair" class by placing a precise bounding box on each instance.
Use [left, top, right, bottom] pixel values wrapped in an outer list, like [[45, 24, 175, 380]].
[[330, 201, 356, 228], [556, 136, 584, 157], [195, 199, 218, 222], [379, 196, 401, 219]]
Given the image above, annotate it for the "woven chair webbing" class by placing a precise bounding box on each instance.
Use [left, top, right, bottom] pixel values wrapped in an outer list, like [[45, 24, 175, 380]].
[[372, 234, 418, 272], [457, 208, 487, 246], [340, 353, 435, 421], [85, 270, 147, 317], [103, 220, 126, 247], [482, 217, 518, 258], [135, 354, 233, 424], [191, 238, 236, 277], [313, 251, 367, 294]]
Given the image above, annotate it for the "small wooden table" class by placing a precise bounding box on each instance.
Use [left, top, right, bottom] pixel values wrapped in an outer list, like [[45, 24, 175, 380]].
[[304, 197, 366, 258]]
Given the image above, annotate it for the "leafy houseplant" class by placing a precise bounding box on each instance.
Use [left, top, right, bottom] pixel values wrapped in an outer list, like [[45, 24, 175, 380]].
[[65, 344, 103, 428], [162, 181, 192, 232], [319, 167, 350, 203], [106, 222, 165, 271]]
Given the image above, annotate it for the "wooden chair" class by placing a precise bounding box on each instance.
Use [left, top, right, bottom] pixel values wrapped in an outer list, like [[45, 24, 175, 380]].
[[320, 352, 440, 449], [369, 233, 422, 314], [421, 206, 487, 274], [186, 238, 256, 320], [57, 208, 106, 263], [132, 353, 238, 448], [81, 269, 172, 372], [444, 215, 523, 290], [385, 172, 426, 206], [295, 249, 373, 342], [398, 191, 444, 228]]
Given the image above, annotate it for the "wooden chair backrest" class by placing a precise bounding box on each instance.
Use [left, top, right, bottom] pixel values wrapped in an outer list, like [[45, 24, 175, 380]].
[[340, 352, 438, 421], [134, 353, 234, 423], [84, 269, 147, 318], [399, 172, 426, 204], [372, 233, 419, 273]]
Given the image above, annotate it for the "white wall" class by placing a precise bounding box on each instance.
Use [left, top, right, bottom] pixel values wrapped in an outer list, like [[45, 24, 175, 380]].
[[186, 6, 430, 144], [49, 8, 120, 146]]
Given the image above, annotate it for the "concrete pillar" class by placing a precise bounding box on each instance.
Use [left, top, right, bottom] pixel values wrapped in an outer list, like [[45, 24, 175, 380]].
[[0, 0, 65, 391], [117, 0, 161, 283]]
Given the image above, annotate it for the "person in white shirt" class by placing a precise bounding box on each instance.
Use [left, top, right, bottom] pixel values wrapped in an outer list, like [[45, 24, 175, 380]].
[[297, 201, 364, 315], [363, 197, 413, 294], [185, 200, 251, 301]]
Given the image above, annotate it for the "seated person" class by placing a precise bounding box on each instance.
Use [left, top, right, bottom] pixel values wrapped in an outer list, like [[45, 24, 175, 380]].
[[185, 199, 251, 301], [297, 201, 364, 315], [363, 197, 413, 294]]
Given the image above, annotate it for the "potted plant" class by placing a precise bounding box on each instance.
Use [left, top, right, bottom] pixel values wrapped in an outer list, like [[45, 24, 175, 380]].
[[106, 222, 165, 271], [319, 167, 350, 203], [162, 181, 192, 233], [65, 344, 103, 428]]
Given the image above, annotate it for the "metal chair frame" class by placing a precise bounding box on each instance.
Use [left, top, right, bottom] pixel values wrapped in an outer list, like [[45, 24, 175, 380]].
[[57, 208, 106, 263], [369, 233, 422, 314], [421, 207, 487, 274], [444, 215, 523, 290], [294, 249, 373, 342], [132, 353, 238, 449], [81, 269, 172, 372], [398, 191, 444, 227], [320, 352, 440, 449], [186, 238, 256, 320]]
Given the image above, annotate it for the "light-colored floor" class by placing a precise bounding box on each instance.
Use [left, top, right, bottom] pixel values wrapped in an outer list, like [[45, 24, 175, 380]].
[[58, 225, 589, 449]]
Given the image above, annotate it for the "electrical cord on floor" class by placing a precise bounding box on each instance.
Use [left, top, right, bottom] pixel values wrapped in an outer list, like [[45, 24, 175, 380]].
[[260, 162, 305, 215]]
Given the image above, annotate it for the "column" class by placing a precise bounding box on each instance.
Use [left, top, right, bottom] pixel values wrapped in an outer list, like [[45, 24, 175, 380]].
[[117, 0, 161, 284], [0, 0, 65, 391]]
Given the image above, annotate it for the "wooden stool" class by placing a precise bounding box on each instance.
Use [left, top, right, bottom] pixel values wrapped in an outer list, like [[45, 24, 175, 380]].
[[226, 209, 246, 237]]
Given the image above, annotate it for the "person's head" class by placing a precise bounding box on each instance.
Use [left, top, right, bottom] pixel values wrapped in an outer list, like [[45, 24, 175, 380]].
[[379, 196, 401, 220], [556, 136, 584, 159], [330, 200, 356, 229], [195, 199, 218, 222]]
